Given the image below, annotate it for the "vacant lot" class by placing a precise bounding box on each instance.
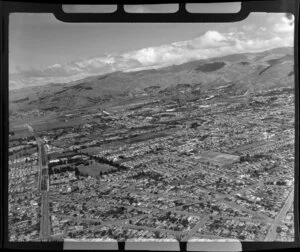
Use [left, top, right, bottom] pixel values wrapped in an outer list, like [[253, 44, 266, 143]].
[[77, 162, 117, 177], [194, 151, 240, 166]]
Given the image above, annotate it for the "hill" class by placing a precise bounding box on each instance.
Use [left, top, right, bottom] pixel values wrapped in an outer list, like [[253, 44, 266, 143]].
[[9, 47, 294, 112]]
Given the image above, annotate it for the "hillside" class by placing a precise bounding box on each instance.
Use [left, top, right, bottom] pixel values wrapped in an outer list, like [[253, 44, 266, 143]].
[[9, 47, 294, 112]]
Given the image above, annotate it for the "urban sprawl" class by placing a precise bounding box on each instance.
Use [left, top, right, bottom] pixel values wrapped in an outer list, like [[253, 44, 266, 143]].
[[9, 85, 294, 242]]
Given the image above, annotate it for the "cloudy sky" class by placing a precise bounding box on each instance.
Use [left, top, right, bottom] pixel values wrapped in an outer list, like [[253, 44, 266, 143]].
[[9, 10, 294, 89]]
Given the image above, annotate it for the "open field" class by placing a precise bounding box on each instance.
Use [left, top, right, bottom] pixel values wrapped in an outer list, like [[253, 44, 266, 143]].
[[77, 162, 117, 176]]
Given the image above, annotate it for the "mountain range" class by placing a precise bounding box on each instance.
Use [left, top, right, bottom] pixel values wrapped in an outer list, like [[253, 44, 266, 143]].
[[9, 46, 294, 112]]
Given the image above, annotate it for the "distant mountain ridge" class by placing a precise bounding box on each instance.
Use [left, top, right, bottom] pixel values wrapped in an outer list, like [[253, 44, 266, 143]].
[[9, 47, 294, 112]]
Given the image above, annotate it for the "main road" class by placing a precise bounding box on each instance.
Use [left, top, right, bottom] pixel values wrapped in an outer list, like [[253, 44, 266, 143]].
[[25, 124, 51, 240], [264, 189, 294, 241], [38, 143, 51, 240]]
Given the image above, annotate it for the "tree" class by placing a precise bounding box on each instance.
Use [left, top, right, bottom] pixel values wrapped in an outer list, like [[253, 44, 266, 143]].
[[75, 167, 80, 177], [182, 218, 189, 227], [238, 234, 245, 240], [154, 230, 160, 238]]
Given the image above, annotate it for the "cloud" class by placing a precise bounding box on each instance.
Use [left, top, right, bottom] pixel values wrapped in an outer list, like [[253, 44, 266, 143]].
[[10, 23, 294, 89], [258, 27, 267, 32], [242, 25, 255, 31]]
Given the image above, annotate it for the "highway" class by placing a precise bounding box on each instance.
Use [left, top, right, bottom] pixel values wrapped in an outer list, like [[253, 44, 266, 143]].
[[39, 144, 51, 240], [25, 124, 51, 240], [40, 191, 51, 239]]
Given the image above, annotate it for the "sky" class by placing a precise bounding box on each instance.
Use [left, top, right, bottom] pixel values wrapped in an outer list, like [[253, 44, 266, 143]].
[[9, 8, 294, 89]]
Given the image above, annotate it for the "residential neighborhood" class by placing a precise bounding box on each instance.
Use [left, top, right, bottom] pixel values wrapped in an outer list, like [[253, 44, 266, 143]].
[[8, 85, 295, 242]]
